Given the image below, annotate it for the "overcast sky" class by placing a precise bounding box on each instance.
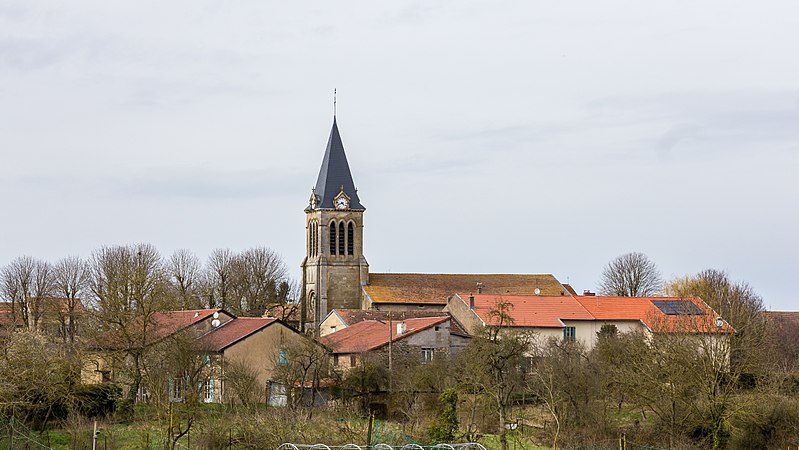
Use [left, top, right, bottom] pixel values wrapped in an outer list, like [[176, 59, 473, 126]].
[[1, 1, 797, 310]]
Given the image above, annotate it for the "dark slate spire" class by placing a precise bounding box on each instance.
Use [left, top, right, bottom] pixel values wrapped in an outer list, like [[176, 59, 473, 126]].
[[312, 118, 364, 210]]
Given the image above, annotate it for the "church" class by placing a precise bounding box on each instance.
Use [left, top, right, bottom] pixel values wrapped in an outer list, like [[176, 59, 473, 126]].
[[299, 117, 571, 334]]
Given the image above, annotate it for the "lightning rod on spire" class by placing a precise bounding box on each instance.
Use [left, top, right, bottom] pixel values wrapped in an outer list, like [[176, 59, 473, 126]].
[[333, 88, 337, 117]]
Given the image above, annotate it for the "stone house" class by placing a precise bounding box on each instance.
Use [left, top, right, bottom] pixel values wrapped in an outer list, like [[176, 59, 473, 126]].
[[320, 316, 466, 372]]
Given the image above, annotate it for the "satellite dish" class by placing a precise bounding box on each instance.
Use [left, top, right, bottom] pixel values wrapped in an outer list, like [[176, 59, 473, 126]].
[[534, 288, 541, 295], [213, 312, 220, 319], [211, 319, 221, 327]]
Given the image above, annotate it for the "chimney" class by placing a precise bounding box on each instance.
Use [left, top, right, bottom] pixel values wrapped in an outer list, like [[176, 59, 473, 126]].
[[476, 282, 484, 294], [469, 294, 475, 310], [396, 322, 406, 335], [583, 290, 596, 296]]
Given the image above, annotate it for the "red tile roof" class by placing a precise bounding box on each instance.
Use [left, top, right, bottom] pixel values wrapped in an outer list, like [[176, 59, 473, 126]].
[[331, 309, 469, 336], [364, 273, 567, 305], [454, 293, 594, 328], [88, 309, 228, 350], [452, 294, 733, 333], [321, 316, 450, 354], [196, 317, 278, 352], [149, 309, 222, 342], [574, 296, 733, 333]]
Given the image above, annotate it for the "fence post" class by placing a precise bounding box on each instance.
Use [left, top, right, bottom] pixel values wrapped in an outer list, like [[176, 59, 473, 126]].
[[366, 413, 374, 449]]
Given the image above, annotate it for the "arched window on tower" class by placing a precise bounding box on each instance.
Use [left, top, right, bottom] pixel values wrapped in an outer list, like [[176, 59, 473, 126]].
[[308, 222, 313, 257], [347, 222, 354, 256], [308, 291, 317, 323], [310, 222, 315, 257], [329, 221, 337, 255], [338, 221, 345, 256], [316, 221, 320, 256]]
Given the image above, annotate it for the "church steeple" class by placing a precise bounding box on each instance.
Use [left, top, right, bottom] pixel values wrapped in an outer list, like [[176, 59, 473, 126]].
[[301, 117, 369, 334], [310, 118, 365, 211]]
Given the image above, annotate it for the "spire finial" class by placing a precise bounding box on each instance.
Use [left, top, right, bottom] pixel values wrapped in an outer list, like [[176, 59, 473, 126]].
[[333, 88, 337, 117]]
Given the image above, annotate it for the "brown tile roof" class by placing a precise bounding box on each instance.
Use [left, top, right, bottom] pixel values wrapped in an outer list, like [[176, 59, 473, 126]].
[[331, 309, 469, 336], [196, 317, 278, 352], [364, 273, 567, 305], [321, 316, 450, 354], [575, 296, 733, 333], [453, 293, 594, 328], [0, 298, 84, 328], [764, 311, 799, 328], [0, 302, 24, 328]]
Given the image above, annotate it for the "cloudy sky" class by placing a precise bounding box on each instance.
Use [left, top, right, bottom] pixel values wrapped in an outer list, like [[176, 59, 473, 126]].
[[1, 1, 797, 310]]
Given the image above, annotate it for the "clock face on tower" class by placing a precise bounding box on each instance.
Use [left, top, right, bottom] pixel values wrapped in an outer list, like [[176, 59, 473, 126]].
[[335, 196, 350, 210]]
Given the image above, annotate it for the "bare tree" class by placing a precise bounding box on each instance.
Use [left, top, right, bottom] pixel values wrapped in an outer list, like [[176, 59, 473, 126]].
[[599, 252, 663, 296], [88, 243, 171, 401], [665, 269, 765, 338], [264, 279, 301, 322], [231, 247, 289, 316], [168, 249, 203, 309], [456, 299, 531, 450], [52, 256, 89, 343], [206, 248, 236, 310], [1, 256, 55, 330], [271, 333, 331, 411]]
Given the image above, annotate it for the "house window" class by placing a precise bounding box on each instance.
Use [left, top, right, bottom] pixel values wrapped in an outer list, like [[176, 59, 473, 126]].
[[421, 348, 434, 364], [202, 354, 211, 366], [279, 349, 288, 366], [334, 355, 340, 366], [204, 377, 215, 403], [434, 326, 440, 331], [563, 327, 576, 342], [350, 355, 357, 367], [168, 377, 185, 402]]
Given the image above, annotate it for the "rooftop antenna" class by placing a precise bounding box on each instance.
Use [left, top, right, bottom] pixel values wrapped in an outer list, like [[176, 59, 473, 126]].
[[333, 88, 337, 117]]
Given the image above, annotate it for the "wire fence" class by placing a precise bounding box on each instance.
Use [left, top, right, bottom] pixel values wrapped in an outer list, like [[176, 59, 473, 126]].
[[0, 417, 53, 450], [278, 444, 488, 450]]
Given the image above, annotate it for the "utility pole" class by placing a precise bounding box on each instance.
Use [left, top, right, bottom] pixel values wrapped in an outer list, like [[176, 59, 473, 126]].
[[388, 311, 393, 392]]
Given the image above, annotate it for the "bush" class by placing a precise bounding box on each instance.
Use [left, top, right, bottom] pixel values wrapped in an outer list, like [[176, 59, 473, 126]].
[[730, 396, 799, 449], [74, 384, 122, 418]]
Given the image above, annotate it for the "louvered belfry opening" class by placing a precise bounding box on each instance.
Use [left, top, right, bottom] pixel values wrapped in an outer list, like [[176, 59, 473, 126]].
[[329, 221, 337, 255], [338, 222, 345, 255], [347, 222, 354, 256]]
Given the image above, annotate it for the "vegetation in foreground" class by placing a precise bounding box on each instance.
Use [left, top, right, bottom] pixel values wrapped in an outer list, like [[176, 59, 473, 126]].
[[2, 246, 799, 449]]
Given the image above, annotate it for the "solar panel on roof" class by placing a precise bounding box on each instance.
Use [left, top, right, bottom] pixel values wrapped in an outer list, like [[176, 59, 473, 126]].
[[652, 300, 703, 315]]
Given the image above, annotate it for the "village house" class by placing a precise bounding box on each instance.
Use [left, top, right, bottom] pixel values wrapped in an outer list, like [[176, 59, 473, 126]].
[[320, 315, 465, 372], [83, 308, 308, 404], [195, 316, 308, 405], [445, 292, 733, 351]]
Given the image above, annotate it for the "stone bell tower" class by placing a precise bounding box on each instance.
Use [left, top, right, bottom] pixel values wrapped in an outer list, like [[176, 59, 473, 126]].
[[300, 117, 369, 333]]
